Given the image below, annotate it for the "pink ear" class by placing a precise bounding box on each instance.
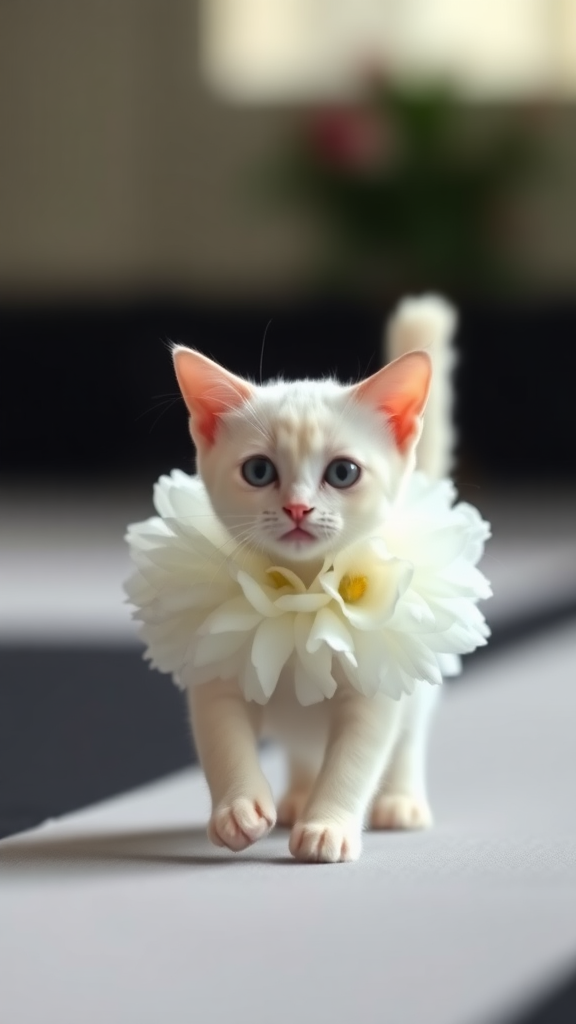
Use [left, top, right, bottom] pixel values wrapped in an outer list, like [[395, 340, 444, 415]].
[[353, 351, 432, 452], [172, 347, 253, 446]]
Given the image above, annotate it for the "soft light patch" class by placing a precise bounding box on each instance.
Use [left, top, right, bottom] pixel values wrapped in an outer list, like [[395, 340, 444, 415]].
[[338, 574, 368, 604]]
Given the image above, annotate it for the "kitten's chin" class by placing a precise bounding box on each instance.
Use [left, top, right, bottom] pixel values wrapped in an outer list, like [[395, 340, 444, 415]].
[[265, 533, 335, 564]]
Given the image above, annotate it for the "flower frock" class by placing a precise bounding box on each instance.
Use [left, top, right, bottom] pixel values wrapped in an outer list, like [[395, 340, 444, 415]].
[[125, 470, 491, 705]]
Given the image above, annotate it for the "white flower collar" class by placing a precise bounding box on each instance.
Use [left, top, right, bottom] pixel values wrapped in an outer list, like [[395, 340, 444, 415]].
[[125, 470, 491, 705]]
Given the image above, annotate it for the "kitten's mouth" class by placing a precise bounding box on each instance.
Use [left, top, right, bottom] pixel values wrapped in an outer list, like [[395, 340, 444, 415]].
[[280, 527, 316, 544]]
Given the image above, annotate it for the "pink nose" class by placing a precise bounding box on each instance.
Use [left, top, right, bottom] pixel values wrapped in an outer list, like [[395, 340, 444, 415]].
[[283, 503, 313, 524]]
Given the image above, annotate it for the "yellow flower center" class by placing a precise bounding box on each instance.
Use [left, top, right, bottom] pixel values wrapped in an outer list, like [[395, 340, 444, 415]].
[[338, 573, 368, 604], [268, 570, 293, 590]]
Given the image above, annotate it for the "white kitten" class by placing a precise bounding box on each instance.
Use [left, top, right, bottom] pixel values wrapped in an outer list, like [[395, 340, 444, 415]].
[[171, 296, 457, 863]]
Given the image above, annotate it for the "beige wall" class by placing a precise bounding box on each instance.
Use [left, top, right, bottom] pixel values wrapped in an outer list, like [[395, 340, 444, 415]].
[[1, 0, 575, 300]]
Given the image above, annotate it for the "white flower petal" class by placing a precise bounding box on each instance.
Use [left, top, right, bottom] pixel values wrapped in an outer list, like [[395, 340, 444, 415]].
[[266, 566, 307, 592], [400, 597, 435, 628], [274, 592, 331, 613], [294, 613, 337, 699], [234, 570, 282, 617], [178, 656, 242, 690], [383, 662, 410, 700], [123, 570, 156, 604], [193, 630, 248, 668], [323, 557, 413, 631], [141, 543, 202, 573], [437, 653, 461, 677], [335, 652, 361, 690], [349, 631, 388, 697], [198, 596, 262, 635], [384, 632, 443, 687], [251, 616, 295, 697], [158, 583, 231, 616], [125, 519, 173, 549], [388, 591, 455, 635], [294, 661, 329, 706], [144, 614, 195, 644], [240, 660, 269, 705], [306, 607, 355, 657], [392, 524, 470, 568]]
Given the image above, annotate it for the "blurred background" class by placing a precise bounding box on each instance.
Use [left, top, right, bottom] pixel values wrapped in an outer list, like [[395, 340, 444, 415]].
[[1, 1, 575, 843]]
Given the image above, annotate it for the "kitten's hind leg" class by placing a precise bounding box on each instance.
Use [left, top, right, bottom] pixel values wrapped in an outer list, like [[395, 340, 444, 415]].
[[188, 679, 276, 852], [370, 683, 439, 831], [277, 758, 318, 828]]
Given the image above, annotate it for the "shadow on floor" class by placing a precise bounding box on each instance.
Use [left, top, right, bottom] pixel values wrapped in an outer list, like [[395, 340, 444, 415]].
[[0, 825, 300, 869]]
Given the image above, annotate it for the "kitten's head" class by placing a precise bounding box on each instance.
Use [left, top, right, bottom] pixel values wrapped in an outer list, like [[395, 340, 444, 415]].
[[172, 348, 431, 565]]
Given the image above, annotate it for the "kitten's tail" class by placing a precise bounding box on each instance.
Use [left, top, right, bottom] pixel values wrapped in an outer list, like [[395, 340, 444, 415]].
[[385, 294, 458, 479]]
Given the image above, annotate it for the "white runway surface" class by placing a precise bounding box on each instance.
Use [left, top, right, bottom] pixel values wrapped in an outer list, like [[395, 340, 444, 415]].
[[1, 482, 575, 1024], [1, 619, 575, 1024]]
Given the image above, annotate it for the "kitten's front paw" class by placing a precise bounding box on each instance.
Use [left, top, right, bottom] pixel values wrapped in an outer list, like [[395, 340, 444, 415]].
[[370, 794, 432, 831], [209, 797, 276, 852], [289, 821, 361, 863]]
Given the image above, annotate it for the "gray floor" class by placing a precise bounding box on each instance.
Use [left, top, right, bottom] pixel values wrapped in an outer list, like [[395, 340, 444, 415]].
[[1, 619, 575, 1024], [1, 483, 575, 1024]]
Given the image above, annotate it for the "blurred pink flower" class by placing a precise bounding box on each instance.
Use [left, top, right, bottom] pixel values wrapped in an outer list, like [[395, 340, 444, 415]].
[[306, 107, 393, 173]]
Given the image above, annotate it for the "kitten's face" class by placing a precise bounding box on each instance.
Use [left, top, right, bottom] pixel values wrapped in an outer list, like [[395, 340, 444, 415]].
[[173, 350, 431, 566], [196, 382, 406, 563]]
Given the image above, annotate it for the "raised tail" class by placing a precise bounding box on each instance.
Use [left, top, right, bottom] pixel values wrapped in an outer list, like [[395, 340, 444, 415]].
[[385, 294, 458, 480]]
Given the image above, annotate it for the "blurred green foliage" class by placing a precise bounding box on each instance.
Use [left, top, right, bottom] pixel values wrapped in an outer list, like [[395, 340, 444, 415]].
[[257, 79, 543, 298]]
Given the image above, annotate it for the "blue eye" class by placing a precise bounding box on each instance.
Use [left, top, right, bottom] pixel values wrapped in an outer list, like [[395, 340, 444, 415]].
[[324, 459, 361, 489], [241, 457, 278, 487]]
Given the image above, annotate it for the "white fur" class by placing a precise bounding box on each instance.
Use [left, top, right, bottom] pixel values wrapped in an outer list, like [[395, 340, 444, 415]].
[[183, 295, 457, 862], [197, 377, 409, 579]]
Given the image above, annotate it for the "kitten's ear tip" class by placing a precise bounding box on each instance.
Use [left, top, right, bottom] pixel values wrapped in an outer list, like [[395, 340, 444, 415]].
[[171, 345, 190, 377], [171, 345, 198, 391], [171, 347, 253, 446], [400, 348, 432, 370], [416, 348, 433, 383], [171, 344, 200, 367], [384, 348, 433, 392], [355, 347, 433, 453]]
